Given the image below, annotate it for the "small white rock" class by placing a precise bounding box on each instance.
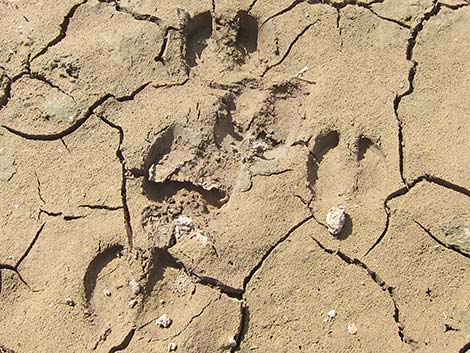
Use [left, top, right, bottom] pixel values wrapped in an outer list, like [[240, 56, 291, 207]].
[[129, 279, 141, 295], [167, 342, 177, 351], [347, 323, 358, 335], [174, 215, 194, 239], [103, 289, 111, 297], [326, 206, 346, 235], [65, 298, 75, 307], [156, 314, 173, 328], [226, 337, 237, 348], [128, 299, 138, 308], [327, 309, 337, 319]]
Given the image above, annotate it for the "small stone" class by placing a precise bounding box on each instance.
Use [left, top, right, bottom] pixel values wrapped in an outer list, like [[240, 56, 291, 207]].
[[128, 299, 138, 308], [347, 323, 358, 335], [326, 206, 346, 235], [156, 314, 172, 328], [226, 337, 237, 348], [167, 342, 177, 351], [129, 279, 141, 295], [327, 309, 337, 319], [174, 215, 194, 239], [323, 309, 337, 323], [65, 298, 75, 307], [103, 289, 111, 297]]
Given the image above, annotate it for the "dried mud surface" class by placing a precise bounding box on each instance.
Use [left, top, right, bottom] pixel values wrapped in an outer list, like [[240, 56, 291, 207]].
[[0, 0, 469, 352]]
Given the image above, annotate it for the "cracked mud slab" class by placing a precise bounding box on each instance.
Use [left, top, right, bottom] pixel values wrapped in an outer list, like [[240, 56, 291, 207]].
[[0, 0, 469, 352], [366, 183, 470, 352], [1, 76, 83, 135], [0, 212, 127, 352], [0, 0, 84, 77], [243, 221, 411, 352], [399, 5, 470, 189]]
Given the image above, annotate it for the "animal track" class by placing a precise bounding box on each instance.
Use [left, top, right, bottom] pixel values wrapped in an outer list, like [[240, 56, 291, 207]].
[[83, 244, 125, 308], [82, 244, 142, 351], [177, 9, 259, 70], [2, 1, 469, 352], [184, 11, 213, 67], [308, 130, 389, 253]]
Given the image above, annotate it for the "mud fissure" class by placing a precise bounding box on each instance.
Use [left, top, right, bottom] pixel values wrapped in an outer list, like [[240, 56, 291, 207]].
[[366, 174, 470, 255], [99, 116, 134, 249], [414, 221, 470, 260], [31, 0, 88, 62], [0, 224, 46, 292], [107, 328, 135, 353], [261, 21, 319, 77], [263, 0, 410, 30], [309, 235, 416, 346]]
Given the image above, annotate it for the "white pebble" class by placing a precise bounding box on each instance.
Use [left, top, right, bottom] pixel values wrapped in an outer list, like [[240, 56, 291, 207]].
[[128, 299, 138, 308], [103, 289, 111, 297], [167, 342, 177, 351], [65, 298, 75, 307], [327, 309, 337, 319], [326, 206, 346, 235], [129, 279, 141, 295], [156, 314, 173, 328], [226, 337, 237, 348], [174, 215, 194, 239]]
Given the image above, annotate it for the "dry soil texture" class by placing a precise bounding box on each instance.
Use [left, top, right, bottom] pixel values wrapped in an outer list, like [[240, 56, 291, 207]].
[[0, 0, 469, 352]]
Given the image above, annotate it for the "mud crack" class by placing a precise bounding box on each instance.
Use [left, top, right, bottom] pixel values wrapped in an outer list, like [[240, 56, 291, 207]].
[[414, 221, 470, 260], [241, 215, 314, 292], [262, 0, 407, 30], [0, 223, 46, 292], [261, 20, 319, 77], [309, 235, 416, 346], [366, 174, 470, 255], [98, 116, 134, 250], [0, 71, 26, 112], [1, 82, 151, 141], [39, 209, 85, 221], [393, 0, 470, 187], [31, 0, 88, 62], [78, 204, 123, 211], [99, 0, 162, 25], [226, 215, 314, 350], [0, 69, 74, 115], [247, 0, 259, 14], [107, 328, 136, 353], [35, 173, 46, 204], [157, 248, 243, 300]]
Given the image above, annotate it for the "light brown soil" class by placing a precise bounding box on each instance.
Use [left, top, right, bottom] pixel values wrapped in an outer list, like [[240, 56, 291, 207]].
[[1, 0, 469, 352]]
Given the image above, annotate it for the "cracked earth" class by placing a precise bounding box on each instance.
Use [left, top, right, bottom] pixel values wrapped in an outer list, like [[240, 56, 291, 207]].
[[0, 0, 469, 352]]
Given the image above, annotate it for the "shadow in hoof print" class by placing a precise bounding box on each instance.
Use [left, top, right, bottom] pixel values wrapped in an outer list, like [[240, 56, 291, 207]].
[[308, 130, 389, 255], [184, 11, 213, 68], [177, 8, 259, 71], [82, 245, 139, 351]]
